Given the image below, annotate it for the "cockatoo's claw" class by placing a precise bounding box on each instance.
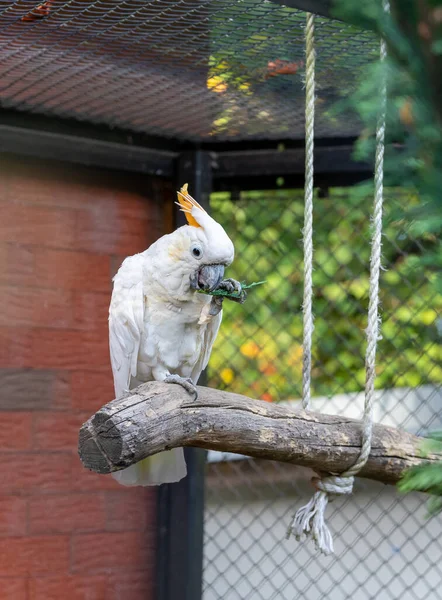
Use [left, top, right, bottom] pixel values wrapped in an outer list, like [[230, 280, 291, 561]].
[[164, 374, 198, 401], [217, 278, 247, 304], [209, 296, 224, 316], [217, 278, 239, 293]]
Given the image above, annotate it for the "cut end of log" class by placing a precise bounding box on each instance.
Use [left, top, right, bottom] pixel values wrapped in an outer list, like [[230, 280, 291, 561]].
[[78, 422, 111, 474]]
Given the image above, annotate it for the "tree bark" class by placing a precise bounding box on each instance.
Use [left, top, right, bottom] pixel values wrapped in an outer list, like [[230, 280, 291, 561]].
[[78, 381, 441, 485]]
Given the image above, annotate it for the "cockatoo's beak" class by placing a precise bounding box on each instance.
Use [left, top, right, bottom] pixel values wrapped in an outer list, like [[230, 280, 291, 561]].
[[190, 264, 225, 292]]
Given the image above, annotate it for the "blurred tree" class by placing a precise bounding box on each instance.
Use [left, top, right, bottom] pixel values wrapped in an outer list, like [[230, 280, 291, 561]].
[[208, 187, 441, 403], [205, 0, 441, 509], [398, 430, 442, 515], [208, 0, 442, 510], [333, 0, 442, 261], [331, 0, 442, 512]]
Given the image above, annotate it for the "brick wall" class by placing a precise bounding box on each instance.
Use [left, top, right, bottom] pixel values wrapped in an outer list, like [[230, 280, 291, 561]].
[[0, 157, 171, 600]]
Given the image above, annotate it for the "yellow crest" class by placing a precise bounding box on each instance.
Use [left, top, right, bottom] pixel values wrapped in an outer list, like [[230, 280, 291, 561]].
[[176, 183, 206, 228]]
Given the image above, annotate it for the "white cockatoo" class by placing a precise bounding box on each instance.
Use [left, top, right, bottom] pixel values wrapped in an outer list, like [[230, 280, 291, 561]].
[[109, 184, 244, 486]]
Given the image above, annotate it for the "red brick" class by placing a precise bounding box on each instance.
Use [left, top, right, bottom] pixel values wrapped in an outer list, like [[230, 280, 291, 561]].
[[29, 493, 105, 534], [112, 189, 153, 221], [52, 370, 72, 410], [0, 413, 32, 449], [0, 163, 74, 207], [0, 160, 162, 225], [73, 291, 109, 330], [0, 496, 27, 536], [0, 160, 161, 592], [29, 574, 107, 600], [0, 452, 71, 493], [0, 578, 28, 600], [36, 248, 111, 292], [71, 370, 114, 411], [0, 245, 6, 279], [33, 412, 89, 451], [71, 532, 150, 573], [1, 327, 109, 371], [0, 244, 35, 286], [0, 369, 71, 411], [31, 328, 110, 370], [2, 245, 111, 292], [0, 535, 69, 576], [0, 204, 76, 248], [1, 161, 132, 213], [4, 170, 110, 211], [105, 490, 155, 532], [0, 286, 73, 328], [110, 255, 127, 280], [71, 458, 120, 492], [106, 570, 152, 600], [0, 327, 33, 368], [75, 210, 151, 255]]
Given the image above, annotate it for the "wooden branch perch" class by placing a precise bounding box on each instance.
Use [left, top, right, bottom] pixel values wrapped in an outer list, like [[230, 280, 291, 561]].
[[78, 382, 441, 485]]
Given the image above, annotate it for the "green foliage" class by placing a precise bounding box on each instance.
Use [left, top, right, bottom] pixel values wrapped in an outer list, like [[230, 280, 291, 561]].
[[198, 281, 265, 300], [331, 0, 442, 504], [208, 188, 441, 402], [334, 0, 442, 257], [398, 431, 442, 516], [207, 0, 442, 504]]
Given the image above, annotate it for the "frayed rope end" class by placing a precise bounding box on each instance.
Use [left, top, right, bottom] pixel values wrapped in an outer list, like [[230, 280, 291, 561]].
[[286, 475, 355, 556], [286, 490, 334, 556]]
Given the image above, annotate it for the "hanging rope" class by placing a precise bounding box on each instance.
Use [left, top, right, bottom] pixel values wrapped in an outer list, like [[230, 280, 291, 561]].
[[302, 11, 315, 411], [287, 4, 389, 555]]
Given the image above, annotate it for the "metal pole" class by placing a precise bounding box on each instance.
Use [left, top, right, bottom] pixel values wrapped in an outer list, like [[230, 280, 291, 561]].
[[156, 150, 212, 600]]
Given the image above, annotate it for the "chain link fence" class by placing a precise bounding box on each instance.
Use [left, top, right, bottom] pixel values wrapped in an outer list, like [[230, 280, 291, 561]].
[[203, 186, 442, 600]]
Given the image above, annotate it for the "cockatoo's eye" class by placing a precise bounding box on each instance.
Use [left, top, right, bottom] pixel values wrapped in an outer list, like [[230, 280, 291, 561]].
[[191, 244, 203, 259]]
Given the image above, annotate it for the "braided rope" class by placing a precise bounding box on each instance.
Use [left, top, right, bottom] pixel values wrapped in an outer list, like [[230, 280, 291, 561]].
[[350, 5, 388, 476], [302, 11, 315, 411], [287, 5, 388, 555]]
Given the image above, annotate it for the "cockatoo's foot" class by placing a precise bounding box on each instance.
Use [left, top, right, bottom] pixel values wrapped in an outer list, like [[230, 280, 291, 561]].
[[209, 296, 224, 317], [217, 278, 247, 303], [164, 374, 198, 401]]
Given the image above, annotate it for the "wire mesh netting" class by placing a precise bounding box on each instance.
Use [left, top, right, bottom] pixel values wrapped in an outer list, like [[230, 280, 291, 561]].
[[0, 0, 378, 141], [204, 187, 442, 600]]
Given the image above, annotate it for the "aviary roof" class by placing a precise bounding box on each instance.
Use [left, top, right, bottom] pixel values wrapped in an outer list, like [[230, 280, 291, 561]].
[[0, 0, 378, 142]]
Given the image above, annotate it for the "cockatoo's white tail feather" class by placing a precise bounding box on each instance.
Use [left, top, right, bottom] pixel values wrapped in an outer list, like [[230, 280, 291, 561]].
[[110, 449, 187, 486]]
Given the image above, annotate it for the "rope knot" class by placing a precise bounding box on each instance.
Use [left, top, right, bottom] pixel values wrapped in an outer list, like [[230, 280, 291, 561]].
[[315, 475, 354, 496]]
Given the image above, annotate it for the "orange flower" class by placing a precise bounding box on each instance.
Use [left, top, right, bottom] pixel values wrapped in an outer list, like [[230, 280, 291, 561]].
[[220, 368, 234, 385], [399, 98, 414, 127], [287, 345, 303, 366], [207, 76, 228, 93], [259, 361, 277, 376], [261, 393, 274, 403], [240, 340, 260, 359]]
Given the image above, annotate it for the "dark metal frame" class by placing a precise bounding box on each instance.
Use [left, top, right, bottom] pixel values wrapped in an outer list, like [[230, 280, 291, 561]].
[[269, 0, 333, 20], [0, 110, 373, 193], [0, 110, 179, 178], [156, 152, 211, 600]]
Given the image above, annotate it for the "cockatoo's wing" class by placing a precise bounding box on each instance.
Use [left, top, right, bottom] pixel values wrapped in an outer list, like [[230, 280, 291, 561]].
[[109, 252, 187, 487], [191, 311, 222, 384], [109, 253, 145, 399]]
